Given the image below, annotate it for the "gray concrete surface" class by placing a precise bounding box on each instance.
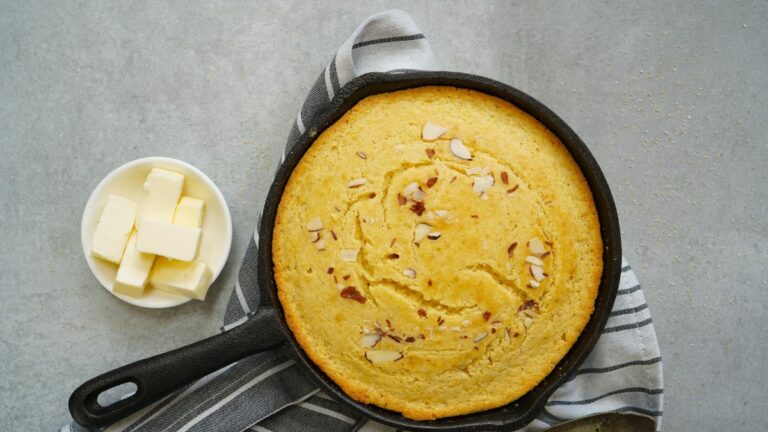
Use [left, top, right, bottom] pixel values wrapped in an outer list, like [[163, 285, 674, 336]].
[[1, 1, 766, 430]]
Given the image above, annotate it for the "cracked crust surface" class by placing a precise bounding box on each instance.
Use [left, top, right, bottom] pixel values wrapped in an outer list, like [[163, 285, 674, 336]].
[[273, 87, 602, 420]]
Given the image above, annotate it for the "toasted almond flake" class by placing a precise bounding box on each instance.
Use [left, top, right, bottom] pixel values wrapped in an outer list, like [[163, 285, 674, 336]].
[[340, 286, 366, 303], [529, 279, 541, 288], [327, 267, 334, 274], [315, 239, 326, 250], [422, 122, 448, 141], [397, 194, 407, 205], [425, 148, 436, 159], [449, 138, 472, 160], [530, 264, 546, 281], [449, 176, 457, 184], [347, 177, 368, 188], [306, 217, 323, 231], [340, 249, 358, 262], [360, 333, 381, 348], [491, 320, 503, 328], [403, 268, 417, 279], [309, 231, 321, 243], [418, 308, 427, 318], [403, 182, 420, 197], [507, 185, 520, 194], [472, 175, 494, 195], [356, 151, 368, 159], [365, 350, 403, 363], [414, 223, 433, 242], [473, 332, 488, 343], [507, 242, 518, 257], [411, 188, 426, 201], [427, 231, 442, 240], [482, 311, 492, 321], [524, 317, 534, 328], [426, 177, 438, 188], [410, 201, 426, 215], [526, 256, 544, 266], [330, 230, 338, 241], [501, 171, 509, 184], [528, 237, 547, 255], [386, 253, 400, 260]]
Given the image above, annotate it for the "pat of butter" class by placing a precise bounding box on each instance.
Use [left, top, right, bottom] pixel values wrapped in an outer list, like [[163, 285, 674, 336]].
[[136, 219, 201, 261], [139, 168, 184, 224], [173, 197, 205, 228], [113, 232, 155, 297], [150, 260, 212, 300], [91, 195, 138, 264]]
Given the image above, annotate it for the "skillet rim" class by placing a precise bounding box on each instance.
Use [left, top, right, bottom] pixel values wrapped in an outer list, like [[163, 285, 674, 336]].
[[258, 70, 621, 431]]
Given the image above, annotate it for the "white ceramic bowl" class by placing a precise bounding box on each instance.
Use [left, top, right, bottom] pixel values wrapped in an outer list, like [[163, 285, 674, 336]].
[[81, 157, 233, 308]]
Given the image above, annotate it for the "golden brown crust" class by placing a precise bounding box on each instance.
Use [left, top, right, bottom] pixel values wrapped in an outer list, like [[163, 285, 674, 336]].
[[273, 86, 602, 420]]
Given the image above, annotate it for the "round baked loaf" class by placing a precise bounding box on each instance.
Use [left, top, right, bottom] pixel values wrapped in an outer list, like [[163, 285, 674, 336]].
[[273, 86, 602, 420]]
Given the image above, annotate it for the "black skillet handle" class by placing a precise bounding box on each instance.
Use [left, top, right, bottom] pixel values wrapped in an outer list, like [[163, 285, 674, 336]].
[[69, 306, 284, 429]]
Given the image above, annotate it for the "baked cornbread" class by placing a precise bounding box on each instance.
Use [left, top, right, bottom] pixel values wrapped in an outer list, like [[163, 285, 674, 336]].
[[273, 86, 602, 420]]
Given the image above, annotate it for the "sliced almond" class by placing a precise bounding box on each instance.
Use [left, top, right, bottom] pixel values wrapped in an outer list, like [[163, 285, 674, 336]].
[[449, 138, 472, 160], [309, 231, 321, 243], [529, 279, 541, 288], [403, 267, 417, 279], [530, 264, 546, 281], [427, 231, 442, 240], [306, 217, 324, 231], [403, 182, 420, 197], [356, 151, 368, 159], [472, 175, 494, 195], [347, 178, 368, 188], [411, 188, 426, 201], [473, 332, 488, 343], [528, 237, 547, 255], [414, 223, 433, 242], [365, 350, 404, 363], [507, 242, 518, 257], [315, 239, 326, 251], [525, 256, 544, 266], [340, 249, 358, 262], [360, 333, 382, 348], [435, 210, 449, 218], [524, 317, 534, 328], [422, 122, 448, 141]]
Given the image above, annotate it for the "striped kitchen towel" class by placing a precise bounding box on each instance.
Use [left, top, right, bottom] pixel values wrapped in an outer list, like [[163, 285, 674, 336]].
[[64, 9, 663, 432]]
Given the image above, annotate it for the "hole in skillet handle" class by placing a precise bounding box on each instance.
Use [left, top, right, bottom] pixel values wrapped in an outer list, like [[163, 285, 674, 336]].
[[96, 381, 139, 407], [258, 71, 621, 431]]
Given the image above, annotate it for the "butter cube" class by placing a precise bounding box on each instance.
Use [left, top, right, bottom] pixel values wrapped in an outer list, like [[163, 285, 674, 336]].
[[113, 232, 155, 297], [139, 168, 184, 223], [136, 219, 201, 261], [150, 260, 212, 300], [173, 197, 205, 228], [91, 195, 138, 264]]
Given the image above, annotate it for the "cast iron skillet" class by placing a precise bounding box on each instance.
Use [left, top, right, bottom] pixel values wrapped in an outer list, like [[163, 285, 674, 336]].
[[69, 71, 621, 431]]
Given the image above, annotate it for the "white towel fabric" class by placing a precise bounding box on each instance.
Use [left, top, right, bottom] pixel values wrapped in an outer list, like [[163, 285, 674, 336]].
[[64, 9, 663, 432]]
